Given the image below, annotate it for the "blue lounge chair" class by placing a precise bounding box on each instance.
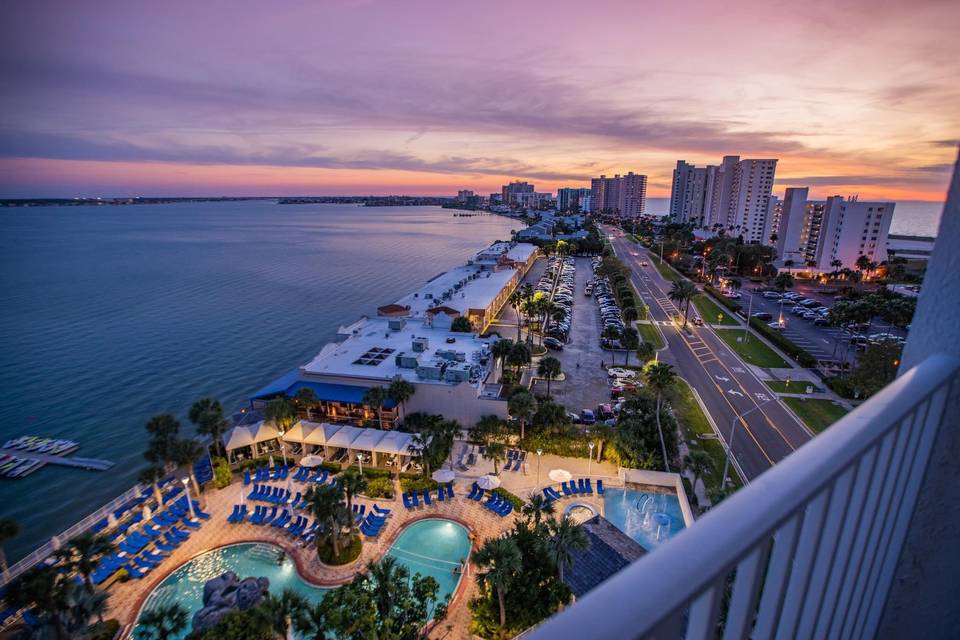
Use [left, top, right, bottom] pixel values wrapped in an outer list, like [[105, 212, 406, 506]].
[[141, 524, 162, 539], [244, 470, 251, 485], [143, 551, 166, 562], [261, 506, 278, 525], [437, 486, 445, 501], [372, 504, 391, 517], [569, 480, 579, 495], [248, 505, 263, 524], [169, 527, 190, 541], [133, 556, 160, 569], [446, 482, 455, 499], [155, 540, 177, 553], [561, 482, 572, 496], [577, 478, 587, 493], [180, 517, 201, 529], [422, 489, 432, 506], [226, 505, 240, 523], [161, 533, 181, 548], [585, 478, 594, 494], [597, 479, 605, 495], [124, 564, 147, 579], [402, 493, 413, 509], [411, 491, 420, 507]]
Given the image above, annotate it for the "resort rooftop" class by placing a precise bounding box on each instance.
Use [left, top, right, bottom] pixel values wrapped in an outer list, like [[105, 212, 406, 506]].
[[300, 316, 492, 386]]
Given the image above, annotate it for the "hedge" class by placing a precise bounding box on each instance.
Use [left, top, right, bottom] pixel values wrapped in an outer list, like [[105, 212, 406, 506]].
[[825, 377, 858, 399], [212, 457, 232, 489], [748, 318, 818, 367], [494, 487, 526, 509], [365, 477, 395, 499], [521, 433, 596, 460], [319, 461, 342, 474], [703, 285, 743, 313], [400, 476, 439, 493], [359, 467, 392, 480]]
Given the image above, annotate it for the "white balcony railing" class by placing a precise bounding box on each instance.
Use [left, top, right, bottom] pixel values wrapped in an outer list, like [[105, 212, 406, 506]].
[[529, 353, 960, 640]]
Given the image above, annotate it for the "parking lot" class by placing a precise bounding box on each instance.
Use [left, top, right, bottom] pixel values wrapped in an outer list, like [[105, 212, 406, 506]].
[[737, 282, 907, 363]]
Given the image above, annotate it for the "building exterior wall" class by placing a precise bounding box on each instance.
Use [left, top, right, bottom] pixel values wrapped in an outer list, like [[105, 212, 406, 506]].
[[776, 187, 809, 263], [729, 158, 777, 243], [819, 197, 895, 271], [592, 173, 646, 217]]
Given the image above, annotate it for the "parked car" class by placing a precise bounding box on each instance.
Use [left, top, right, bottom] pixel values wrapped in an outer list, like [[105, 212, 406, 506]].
[[544, 337, 564, 350], [768, 321, 785, 331], [598, 403, 614, 419], [752, 312, 773, 321], [580, 409, 596, 425], [567, 411, 582, 424], [762, 291, 781, 299]]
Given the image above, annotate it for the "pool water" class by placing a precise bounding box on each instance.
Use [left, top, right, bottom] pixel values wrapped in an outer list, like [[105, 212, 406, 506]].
[[602, 487, 685, 551], [133, 519, 470, 638], [386, 519, 471, 610], [133, 543, 329, 639]]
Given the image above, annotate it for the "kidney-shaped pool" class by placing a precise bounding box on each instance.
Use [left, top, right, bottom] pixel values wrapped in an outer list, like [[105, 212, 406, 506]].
[[132, 518, 471, 639]]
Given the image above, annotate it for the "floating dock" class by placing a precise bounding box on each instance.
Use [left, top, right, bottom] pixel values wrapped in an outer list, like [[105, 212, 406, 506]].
[[0, 447, 114, 478]]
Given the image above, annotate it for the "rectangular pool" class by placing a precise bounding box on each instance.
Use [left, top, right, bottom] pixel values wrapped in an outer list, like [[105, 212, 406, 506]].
[[602, 485, 686, 551]]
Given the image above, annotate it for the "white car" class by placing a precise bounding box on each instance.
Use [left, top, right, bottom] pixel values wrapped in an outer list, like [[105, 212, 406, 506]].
[[607, 367, 632, 378]]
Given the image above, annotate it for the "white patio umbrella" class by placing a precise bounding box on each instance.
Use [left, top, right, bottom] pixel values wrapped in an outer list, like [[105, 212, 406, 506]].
[[107, 513, 118, 529], [299, 454, 324, 468], [431, 469, 456, 483], [549, 469, 572, 483], [143, 505, 153, 521], [268, 455, 276, 469], [476, 475, 501, 490]]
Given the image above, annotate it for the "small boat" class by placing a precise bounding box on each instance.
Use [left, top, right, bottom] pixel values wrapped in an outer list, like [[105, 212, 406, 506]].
[[50, 440, 78, 455], [28, 438, 53, 452], [8, 459, 42, 478], [1, 457, 22, 476]]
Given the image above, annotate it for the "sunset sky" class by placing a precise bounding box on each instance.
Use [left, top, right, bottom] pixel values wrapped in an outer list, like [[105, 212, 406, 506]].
[[1, 0, 958, 200]]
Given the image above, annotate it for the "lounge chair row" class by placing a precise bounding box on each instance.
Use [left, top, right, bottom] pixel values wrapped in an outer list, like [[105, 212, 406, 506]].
[[244, 465, 290, 485], [543, 478, 605, 503], [248, 483, 292, 504], [465, 483, 513, 517], [401, 483, 455, 509], [359, 504, 392, 537], [503, 449, 526, 472]]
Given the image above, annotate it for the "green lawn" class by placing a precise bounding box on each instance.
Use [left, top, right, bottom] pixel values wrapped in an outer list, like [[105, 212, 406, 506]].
[[667, 379, 743, 493], [691, 294, 738, 326], [636, 321, 665, 349], [783, 397, 849, 433], [764, 379, 813, 394], [714, 329, 790, 368], [650, 255, 683, 282]]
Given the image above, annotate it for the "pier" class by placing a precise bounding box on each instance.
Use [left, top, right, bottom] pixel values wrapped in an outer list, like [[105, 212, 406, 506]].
[[0, 447, 114, 475]]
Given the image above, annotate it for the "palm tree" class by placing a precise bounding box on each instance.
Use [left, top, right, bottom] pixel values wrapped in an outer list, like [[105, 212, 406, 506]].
[[547, 515, 590, 583], [602, 324, 621, 348], [340, 471, 367, 528], [506, 341, 531, 377], [137, 603, 189, 640], [293, 387, 319, 421], [174, 438, 207, 499], [668, 280, 697, 328], [537, 356, 562, 398], [293, 600, 329, 640], [507, 391, 537, 441], [483, 441, 507, 475], [830, 259, 843, 279], [508, 290, 525, 341], [0, 517, 19, 577], [643, 362, 677, 472], [60, 532, 115, 593], [303, 484, 350, 558], [521, 493, 555, 527], [71, 584, 108, 626], [683, 450, 713, 495], [188, 397, 227, 456], [259, 588, 308, 640], [7, 565, 72, 639], [362, 386, 388, 427], [366, 556, 407, 620], [619, 327, 639, 365], [144, 414, 182, 472], [139, 465, 166, 506], [473, 537, 522, 628], [265, 396, 297, 432], [387, 376, 415, 419]]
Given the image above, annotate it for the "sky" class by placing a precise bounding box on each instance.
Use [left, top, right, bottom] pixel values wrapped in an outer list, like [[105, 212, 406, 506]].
[[0, 0, 958, 200]]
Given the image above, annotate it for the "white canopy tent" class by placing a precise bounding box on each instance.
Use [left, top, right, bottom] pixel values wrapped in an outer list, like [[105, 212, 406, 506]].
[[348, 429, 388, 466], [372, 430, 417, 469], [324, 425, 365, 463], [223, 421, 282, 464]]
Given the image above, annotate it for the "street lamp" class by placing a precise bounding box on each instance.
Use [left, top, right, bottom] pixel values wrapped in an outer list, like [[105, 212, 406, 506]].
[[278, 431, 288, 467], [721, 399, 774, 488], [357, 453, 363, 476], [588, 442, 595, 476], [536, 449, 543, 486], [181, 477, 196, 519]]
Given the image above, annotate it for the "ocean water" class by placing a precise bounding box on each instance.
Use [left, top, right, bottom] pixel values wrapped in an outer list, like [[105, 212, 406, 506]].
[[0, 202, 518, 563], [645, 197, 944, 237]]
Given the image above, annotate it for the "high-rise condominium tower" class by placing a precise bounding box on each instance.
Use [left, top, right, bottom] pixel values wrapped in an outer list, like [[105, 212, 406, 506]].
[[591, 172, 647, 217]]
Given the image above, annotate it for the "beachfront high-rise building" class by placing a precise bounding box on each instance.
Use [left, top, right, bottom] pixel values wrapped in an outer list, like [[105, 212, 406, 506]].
[[590, 172, 647, 217], [770, 191, 895, 272], [556, 187, 592, 212], [671, 155, 777, 243], [670, 161, 708, 224], [501, 180, 535, 206], [456, 189, 474, 203]]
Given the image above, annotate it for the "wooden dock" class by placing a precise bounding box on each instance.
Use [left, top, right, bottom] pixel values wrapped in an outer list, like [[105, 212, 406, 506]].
[[0, 447, 114, 476]]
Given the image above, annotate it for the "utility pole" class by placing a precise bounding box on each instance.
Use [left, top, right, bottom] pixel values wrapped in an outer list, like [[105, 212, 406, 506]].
[[744, 293, 753, 343]]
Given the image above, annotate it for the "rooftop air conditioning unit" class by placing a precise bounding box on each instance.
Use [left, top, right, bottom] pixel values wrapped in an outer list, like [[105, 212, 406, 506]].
[[412, 336, 429, 352]]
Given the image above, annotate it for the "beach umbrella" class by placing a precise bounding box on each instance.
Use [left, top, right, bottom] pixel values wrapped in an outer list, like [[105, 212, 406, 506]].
[[549, 469, 572, 483], [269, 455, 276, 470], [107, 513, 118, 529], [300, 454, 324, 468], [476, 475, 501, 490], [431, 469, 456, 483]]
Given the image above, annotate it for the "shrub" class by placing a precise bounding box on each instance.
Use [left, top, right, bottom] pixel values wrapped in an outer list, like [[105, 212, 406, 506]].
[[365, 477, 395, 499], [319, 461, 342, 474], [825, 376, 858, 399], [749, 318, 818, 367], [703, 285, 742, 313], [317, 533, 362, 565], [493, 487, 525, 509], [212, 457, 233, 489], [238, 456, 272, 471], [400, 476, 439, 493], [522, 432, 595, 459], [360, 467, 392, 480]]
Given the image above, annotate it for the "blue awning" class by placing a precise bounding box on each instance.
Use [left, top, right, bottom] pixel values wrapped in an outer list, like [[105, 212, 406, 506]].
[[250, 369, 396, 408]]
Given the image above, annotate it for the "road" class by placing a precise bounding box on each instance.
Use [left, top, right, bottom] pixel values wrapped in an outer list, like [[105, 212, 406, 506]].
[[605, 227, 812, 482]]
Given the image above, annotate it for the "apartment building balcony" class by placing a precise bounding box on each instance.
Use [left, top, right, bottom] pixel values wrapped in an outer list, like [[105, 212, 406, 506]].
[[529, 155, 960, 639]]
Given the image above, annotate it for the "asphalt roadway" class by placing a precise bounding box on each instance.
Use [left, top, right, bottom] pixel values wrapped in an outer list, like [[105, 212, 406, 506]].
[[605, 226, 813, 483]]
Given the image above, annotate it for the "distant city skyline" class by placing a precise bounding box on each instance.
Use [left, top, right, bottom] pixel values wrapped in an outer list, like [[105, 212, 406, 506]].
[[0, 0, 957, 201]]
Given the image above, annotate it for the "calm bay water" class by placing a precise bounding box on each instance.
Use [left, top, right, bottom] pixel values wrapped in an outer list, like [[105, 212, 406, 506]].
[[0, 202, 518, 562]]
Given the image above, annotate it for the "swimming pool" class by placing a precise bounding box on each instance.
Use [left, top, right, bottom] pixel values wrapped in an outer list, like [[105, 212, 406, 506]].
[[132, 543, 329, 639], [132, 519, 471, 638], [386, 518, 471, 610], [603, 486, 685, 551]]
